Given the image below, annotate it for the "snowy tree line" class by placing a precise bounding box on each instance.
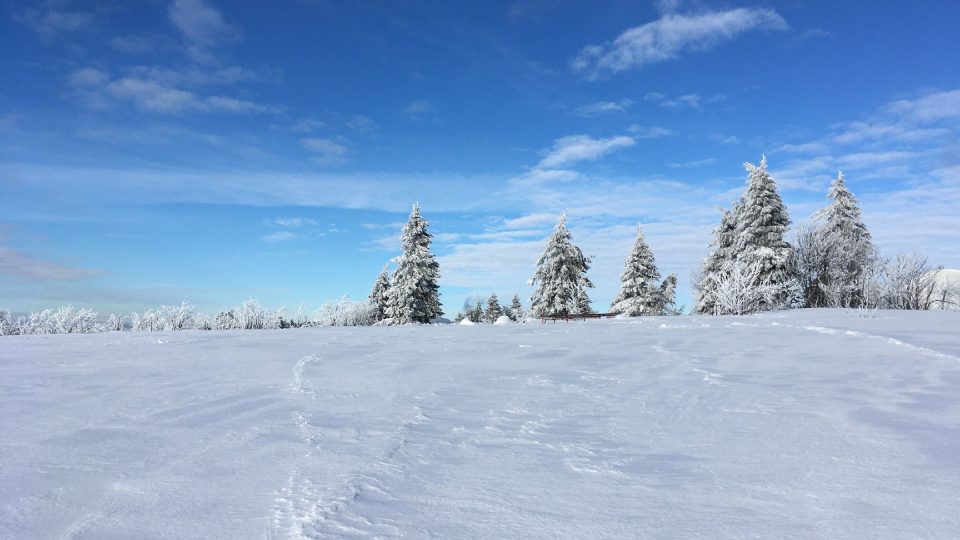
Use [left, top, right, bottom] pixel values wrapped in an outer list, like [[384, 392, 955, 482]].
[[4, 158, 955, 336], [452, 293, 527, 324], [523, 215, 679, 319], [0, 297, 377, 336], [693, 157, 953, 315]]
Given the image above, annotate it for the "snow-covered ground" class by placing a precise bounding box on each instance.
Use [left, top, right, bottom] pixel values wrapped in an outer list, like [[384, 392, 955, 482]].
[[2, 309, 959, 539]]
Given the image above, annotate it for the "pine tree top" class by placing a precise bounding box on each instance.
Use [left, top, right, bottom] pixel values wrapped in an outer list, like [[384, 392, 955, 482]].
[[818, 171, 871, 242], [737, 155, 791, 250]]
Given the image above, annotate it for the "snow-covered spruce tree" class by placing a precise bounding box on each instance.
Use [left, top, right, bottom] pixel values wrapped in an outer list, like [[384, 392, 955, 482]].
[[529, 214, 593, 317], [508, 293, 525, 322], [484, 293, 503, 323], [694, 202, 741, 315], [387, 204, 442, 324], [656, 273, 679, 315], [368, 265, 392, 322], [469, 301, 484, 323], [733, 156, 796, 310], [811, 172, 875, 307], [610, 224, 672, 316]]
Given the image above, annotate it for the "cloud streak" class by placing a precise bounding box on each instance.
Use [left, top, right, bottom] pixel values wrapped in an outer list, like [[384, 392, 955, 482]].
[[0, 247, 101, 281], [571, 8, 787, 78], [537, 134, 635, 169]]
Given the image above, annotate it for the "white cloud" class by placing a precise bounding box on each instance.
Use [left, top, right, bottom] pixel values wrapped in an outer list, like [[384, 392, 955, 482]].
[[835, 151, 919, 170], [404, 100, 434, 118], [169, 0, 241, 61], [104, 77, 274, 114], [347, 115, 379, 134], [69, 68, 109, 87], [261, 231, 297, 242], [643, 92, 724, 110], [538, 134, 634, 168], [0, 244, 101, 281], [669, 158, 717, 168], [300, 138, 349, 166], [501, 213, 561, 230], [571, 8, 787, 78], [884, 90, 960, 123], [627, 125, 672, 138], [290, 119, 325, 133], [14, 5, 93, 38], [272, 217, 318, 228], [3, 163, 507, 214], [574, 99, 633, 117]]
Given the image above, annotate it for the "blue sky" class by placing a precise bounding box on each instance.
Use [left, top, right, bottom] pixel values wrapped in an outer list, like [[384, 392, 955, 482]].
[[2, 0, 958, 316]]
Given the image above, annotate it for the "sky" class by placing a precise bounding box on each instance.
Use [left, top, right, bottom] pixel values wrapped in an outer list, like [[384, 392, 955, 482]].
[[1, 0, 959, 317]]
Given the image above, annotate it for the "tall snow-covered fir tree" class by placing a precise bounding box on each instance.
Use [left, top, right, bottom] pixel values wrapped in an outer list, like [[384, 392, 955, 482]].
[[484, 293, 503, 323], [387, 204, 442, 324], [734, 156, 796, 309], [368, 265, 391, 321], [529, 214, 593, 317], [610, 225, 666, 316], [508, 293, 525, 321], [808, 171, 875, 307], [694, 203, 740, 315]]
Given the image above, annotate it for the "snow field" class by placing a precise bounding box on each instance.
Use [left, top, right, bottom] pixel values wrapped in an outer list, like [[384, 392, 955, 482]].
[[1, 309, 960, 538]]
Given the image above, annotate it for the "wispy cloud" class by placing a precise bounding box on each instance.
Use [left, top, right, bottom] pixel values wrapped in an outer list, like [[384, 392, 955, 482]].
[[571, 8, 787, 79], [403, 99, 434, 119], [261, 231, 297, 242], [14, 4, 93, 38], [627, 125, 672, 138], [644, 92, 725, 110], [0, 244, 101, 281], [300, 138, 349, 166], [69, 68, 277, 115], [272, 217, 318, 228], [669, 158, 717, 168], [290, 119, 325, 133], [884, 90, 960, 123], [346, 115, 379, 134], [537, 134, 634, 168], [169, 0, 242, 63], [574, 99, 633, 117]]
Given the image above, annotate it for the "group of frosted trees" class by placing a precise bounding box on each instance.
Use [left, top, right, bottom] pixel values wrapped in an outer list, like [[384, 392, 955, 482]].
[[368, 203, 444, 324], [527, 215, 678, 318], [693, 156, 947, 315], [5, 158, 954, 336], [455, 293, 526, 323], [694, 157, 801, 315]]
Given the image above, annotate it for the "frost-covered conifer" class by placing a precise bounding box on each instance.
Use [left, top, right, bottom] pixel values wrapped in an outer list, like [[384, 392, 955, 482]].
[[368, 265, 392, 321], [484, 293, 503, 323], [694, 203, 740, 314], [508, 293, 525, 322], [656, 273, 679, 315], [734, 156, 795, 309], [610, 225, 666, 316], [809, 172, 875, 307], [469, 301, 484, 323], [387, 204, 442, 324], [529, 214, 593, 317]]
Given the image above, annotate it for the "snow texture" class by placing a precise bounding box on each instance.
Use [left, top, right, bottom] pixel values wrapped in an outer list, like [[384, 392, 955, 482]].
[[2, 309, 960, 539]]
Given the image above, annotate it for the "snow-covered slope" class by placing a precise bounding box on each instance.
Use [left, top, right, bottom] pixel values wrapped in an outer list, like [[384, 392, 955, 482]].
[[2, 309, 959, 539]]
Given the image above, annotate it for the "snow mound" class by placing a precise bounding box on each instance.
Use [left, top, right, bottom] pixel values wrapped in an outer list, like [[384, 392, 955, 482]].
[[493, 315, 513, 325], [457, 318, 475, 325]]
